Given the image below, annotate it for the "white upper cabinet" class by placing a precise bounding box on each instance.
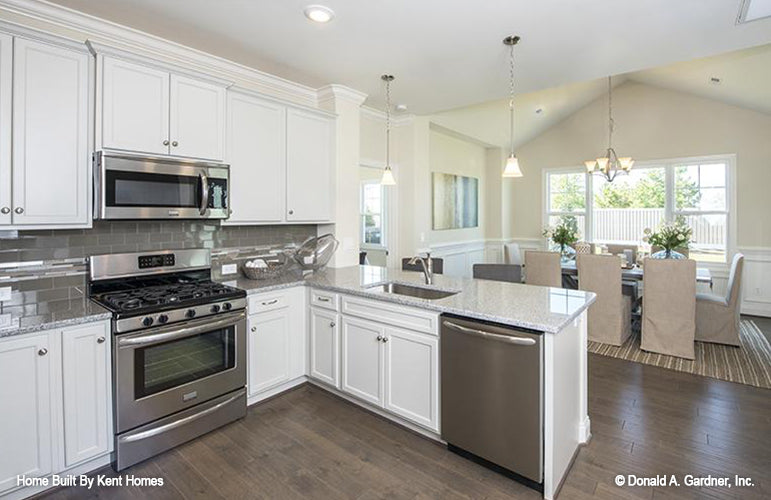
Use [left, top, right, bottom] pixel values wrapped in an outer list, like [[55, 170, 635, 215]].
[[170, 74, 225, 160], [0, 33, 12, 226], [61, 322, 110, 468], [286, 108, 333, 222], [11, 37, 90, 227], [0, 333, 52, 494], [101, 57, 169, 155], [99, 55, 226, 161], [226, 92, 286, 223]]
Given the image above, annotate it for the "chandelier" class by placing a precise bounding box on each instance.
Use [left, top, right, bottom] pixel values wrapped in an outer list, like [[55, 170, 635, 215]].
[[502, 35, 523, 178], [584, 76, 634, 182]]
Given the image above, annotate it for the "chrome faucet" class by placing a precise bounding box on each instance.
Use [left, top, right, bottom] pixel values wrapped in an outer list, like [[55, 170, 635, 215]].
[[408, 252, 434, 285]]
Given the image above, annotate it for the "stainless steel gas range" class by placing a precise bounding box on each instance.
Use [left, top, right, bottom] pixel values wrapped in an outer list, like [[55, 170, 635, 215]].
[[88, 249, 247, 471]]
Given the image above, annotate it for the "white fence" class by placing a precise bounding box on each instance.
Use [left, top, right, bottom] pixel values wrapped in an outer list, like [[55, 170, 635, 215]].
[[592, 208, 725, 248]]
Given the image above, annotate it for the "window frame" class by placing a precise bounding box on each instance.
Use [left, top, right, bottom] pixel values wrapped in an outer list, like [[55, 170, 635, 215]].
[[359, 178, 388, 251], [542, 154, 736, 266]]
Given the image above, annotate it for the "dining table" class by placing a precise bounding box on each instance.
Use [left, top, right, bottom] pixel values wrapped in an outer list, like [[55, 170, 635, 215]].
[[560, 261, 714, 293]]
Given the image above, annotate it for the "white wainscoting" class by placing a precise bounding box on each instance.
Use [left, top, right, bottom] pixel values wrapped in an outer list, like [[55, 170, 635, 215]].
[[739, 247, 771, 318]]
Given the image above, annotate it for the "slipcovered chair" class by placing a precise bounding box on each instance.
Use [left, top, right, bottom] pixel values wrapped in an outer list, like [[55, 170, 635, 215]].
[[473, 263, 522, 283], [641, 259, 697, 359], [524, 251, 561, 288], [695, 253, 744, 346], [577, 254, 632, 346], [607, 244, 638, 264], [503, 243, 522, 266]]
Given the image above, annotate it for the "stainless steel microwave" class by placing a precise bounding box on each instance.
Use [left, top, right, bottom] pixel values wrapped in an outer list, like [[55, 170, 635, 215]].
[[94, 151, 230, 220]]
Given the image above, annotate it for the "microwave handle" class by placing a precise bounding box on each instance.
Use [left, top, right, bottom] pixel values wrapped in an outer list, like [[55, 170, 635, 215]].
[[199, 171, 209, 215]]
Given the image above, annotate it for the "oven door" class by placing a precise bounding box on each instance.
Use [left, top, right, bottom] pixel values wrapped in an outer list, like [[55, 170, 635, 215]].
[[95, 151, 229, 220], [115, 310, 246, 433]]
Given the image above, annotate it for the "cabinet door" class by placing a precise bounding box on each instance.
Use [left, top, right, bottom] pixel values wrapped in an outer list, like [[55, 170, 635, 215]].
[[61, 322, 110, 468], [12, 38, 90, 226], [309, 307, 339, 387], [248, 309, 291, 395], [0, 33, 11, 225], [102, 56, 169, 155], [170, 74, 225, 161], [341, 316, 384, 407], [0, 334, 51, 493], [286, 108, 333, 222], [384, 327, 439, 431], [225, 92, 285, 223]]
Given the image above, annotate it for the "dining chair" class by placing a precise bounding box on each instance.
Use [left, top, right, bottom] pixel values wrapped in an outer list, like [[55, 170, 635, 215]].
[[607, 244, 638, 264], [503, 243, 522, 266], [524, 251, 561, 287], [577, 254, 632, 346], [472, 264, 522, 283], [695, 253, 744, 346], [641, 259, 697, 359], [402, 257, 444, 274]]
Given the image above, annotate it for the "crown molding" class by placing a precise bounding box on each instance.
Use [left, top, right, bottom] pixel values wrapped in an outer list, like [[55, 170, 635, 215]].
[[360, 106, 415, 126], [0, 0, 320, 106], [317, 84, 368, 107]]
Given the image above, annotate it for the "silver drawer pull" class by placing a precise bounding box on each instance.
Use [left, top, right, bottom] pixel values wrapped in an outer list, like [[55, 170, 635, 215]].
[[443, 320, 536, 346], [261, 299, 279, 306], [317, 296, 331, 303]]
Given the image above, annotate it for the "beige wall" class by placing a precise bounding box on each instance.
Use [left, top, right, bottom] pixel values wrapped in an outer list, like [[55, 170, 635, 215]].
[[506, 81, 771, 247]]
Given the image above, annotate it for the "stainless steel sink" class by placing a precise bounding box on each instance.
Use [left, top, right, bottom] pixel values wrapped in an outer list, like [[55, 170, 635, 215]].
[[368, 282, 459, 300]]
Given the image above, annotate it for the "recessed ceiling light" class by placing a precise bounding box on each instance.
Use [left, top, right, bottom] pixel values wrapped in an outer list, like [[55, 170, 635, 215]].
[[395, 104, 408, 112], [737, 0, 771, 23], [304, 5, 335, 23], [535, 107, 544, 115], [709, 76, 722, 85]]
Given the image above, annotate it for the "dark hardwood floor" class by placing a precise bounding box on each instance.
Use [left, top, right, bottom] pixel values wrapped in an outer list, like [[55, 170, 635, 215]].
[[39, 351, 770, 499]]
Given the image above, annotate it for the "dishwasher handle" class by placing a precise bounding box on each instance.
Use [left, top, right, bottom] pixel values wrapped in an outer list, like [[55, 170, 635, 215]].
[[442, 320, 537, 346]]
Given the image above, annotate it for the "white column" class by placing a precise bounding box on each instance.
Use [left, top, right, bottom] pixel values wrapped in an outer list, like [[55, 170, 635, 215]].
[[317, 85, 368, 268]]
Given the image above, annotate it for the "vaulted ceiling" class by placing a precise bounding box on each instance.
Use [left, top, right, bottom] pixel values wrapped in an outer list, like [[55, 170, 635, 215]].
[[47, 0, 771, 114]]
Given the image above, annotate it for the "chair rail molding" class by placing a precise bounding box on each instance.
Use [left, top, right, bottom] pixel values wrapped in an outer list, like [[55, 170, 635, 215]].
[[738, 247, 771, 317], [0, 0, 338, 107]]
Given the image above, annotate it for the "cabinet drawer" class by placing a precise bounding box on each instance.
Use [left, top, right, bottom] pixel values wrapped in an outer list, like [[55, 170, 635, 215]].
[[310, 289, 339, 311], [248, 292, 289, 314], [341, 295, 440, 336]]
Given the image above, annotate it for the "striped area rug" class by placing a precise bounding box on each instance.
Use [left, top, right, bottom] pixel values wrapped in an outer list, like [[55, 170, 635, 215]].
[[588, 320, 771, 389]]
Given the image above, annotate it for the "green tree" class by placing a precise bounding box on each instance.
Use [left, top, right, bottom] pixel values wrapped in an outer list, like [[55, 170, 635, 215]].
[[594, 169, 701, 209], [551, 174, 585, 211]]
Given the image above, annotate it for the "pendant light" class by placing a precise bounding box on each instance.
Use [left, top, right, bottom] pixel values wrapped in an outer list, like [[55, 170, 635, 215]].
[[584, 76, 634, 182], [502, 35, 523, 178], [380, 74, 396, 186]]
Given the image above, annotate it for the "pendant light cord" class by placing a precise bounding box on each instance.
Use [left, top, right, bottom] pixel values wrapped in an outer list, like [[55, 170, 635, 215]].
[[509, 43, 515, 155], [608, 76, 614, 150], [385, 77, 391, 168]]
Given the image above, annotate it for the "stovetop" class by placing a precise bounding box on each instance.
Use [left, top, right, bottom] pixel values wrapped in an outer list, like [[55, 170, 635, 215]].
[[89, 269, 245, 318]]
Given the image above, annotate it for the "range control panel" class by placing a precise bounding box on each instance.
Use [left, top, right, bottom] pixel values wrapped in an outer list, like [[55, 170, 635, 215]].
[[138, 254, 176, 269]]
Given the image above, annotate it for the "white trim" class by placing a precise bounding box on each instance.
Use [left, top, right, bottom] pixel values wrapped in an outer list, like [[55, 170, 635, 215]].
[[317, 84, 368, 107], [0, 0, 336, 107]]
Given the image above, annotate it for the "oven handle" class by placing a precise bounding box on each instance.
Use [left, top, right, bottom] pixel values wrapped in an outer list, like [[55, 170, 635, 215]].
[[199, 171, 209, 215], [118, 391, 243, 444], [118, 310, 245, 348]]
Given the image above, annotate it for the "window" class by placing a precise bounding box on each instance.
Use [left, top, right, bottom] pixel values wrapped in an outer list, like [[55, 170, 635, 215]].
[[543, 155, 733, 263], [360, 180, 386, 248]]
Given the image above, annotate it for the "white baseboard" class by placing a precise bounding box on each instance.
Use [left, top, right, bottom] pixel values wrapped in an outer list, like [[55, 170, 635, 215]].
[[247, 376, 307, 406]]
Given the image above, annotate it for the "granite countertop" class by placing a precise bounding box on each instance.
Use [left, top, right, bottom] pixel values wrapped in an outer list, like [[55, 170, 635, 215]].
[[222, 265, 596, 334]]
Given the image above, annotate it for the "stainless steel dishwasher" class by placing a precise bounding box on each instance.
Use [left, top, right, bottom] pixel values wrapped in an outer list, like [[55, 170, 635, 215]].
[[441, 315, 543, 492]]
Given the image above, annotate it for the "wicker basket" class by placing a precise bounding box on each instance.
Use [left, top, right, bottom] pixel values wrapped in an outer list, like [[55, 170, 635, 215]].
[[241, 253, 291, 280]]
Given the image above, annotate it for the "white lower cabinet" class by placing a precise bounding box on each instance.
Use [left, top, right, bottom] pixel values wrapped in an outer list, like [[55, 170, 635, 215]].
[[61, 322, 111, 468], [0, 321, 111, 497], [246, 287, 307, 401], [248, 308, 291, 395], [337, 297, 440, 433], [383, 327, 439, 431], [341, 317, 384, 406], [0, 333, 52, 494], [309, 307, 339, 387]]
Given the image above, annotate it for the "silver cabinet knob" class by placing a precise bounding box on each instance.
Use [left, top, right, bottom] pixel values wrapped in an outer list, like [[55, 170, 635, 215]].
[[288, 209, 294, 215], [329, 321, 336, 328], [14, 207, 23, 214], [0, 207, 9, 214], [38, 348, 48, 356], [376, 335, 383, 342], [251, 326, 257, 332], [171, 141, 178, 147], [382, 337, 389, 343], [163, 139, 170, 146], [97, 336, 105, 344]]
